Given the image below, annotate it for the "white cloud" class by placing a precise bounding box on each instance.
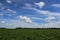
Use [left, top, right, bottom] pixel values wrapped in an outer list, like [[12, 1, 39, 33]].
[[0, 19, 60, 28], [0, 19, 39, 28], [1, 21, 5, 23], [21, 7, 60, 28], [45, 16, 55, 20], [31, 16, 56, 23], [24, 3, 32, 7], [6, 9, 16, 16], [39, 10, 60, 17], [19, 16, 32, 23], [52, 4, 60, 8], [7, 0, 12, 3], [45, 16, 56, 23], [7, 9, 16, 13], [23, 7, 60, 17], [22, 7, 60, 23], [35, 2, 45, 8], [43, 21, 60, 28]]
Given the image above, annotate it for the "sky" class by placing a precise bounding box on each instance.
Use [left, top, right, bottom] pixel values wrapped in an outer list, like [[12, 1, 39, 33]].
[[0, 0, 60, 28]]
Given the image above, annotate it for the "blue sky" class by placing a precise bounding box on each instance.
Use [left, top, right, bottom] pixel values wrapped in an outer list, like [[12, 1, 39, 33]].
[[0, 0, 60, 28]]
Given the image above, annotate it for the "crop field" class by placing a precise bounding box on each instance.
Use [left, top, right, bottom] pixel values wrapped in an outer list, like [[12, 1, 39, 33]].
[[0, 28, 60, 40]]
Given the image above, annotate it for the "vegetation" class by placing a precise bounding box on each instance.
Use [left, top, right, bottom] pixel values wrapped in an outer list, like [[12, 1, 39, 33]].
[[0, 28, 60, 40]]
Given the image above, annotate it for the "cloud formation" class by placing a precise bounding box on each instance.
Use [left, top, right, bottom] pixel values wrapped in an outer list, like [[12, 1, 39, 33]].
[[0, 19, 39, 29], [0, 0, 60, 28], [52, 4, 60, 8], [5, 9, 16, 16], [0, 19, 60, 29], [7, 0, 12, 3], [19, 16, 32, 23], [35, 2, 45, 8], [22, 7, 60, 23], [1, 21, 5, 23]]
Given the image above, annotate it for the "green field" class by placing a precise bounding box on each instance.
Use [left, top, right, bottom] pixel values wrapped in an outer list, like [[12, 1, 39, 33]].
[[0, 28, 60, 40]]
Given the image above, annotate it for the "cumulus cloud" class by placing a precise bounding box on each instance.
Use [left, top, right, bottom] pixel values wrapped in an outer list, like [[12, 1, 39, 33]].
[[52, 4, 60, 8], [22, 7, 60, 23], [35, 2, 45, 8], [1, 0, 60, 28], [7, 0, 12, 3], [19, 16, 32, 23]]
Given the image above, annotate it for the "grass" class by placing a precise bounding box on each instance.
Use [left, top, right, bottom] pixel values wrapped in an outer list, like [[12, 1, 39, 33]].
[[0, 28, 60, 40]]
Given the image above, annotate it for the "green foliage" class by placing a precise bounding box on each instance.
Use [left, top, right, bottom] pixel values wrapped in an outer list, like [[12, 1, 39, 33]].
[[0, 28, 60, 40]]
